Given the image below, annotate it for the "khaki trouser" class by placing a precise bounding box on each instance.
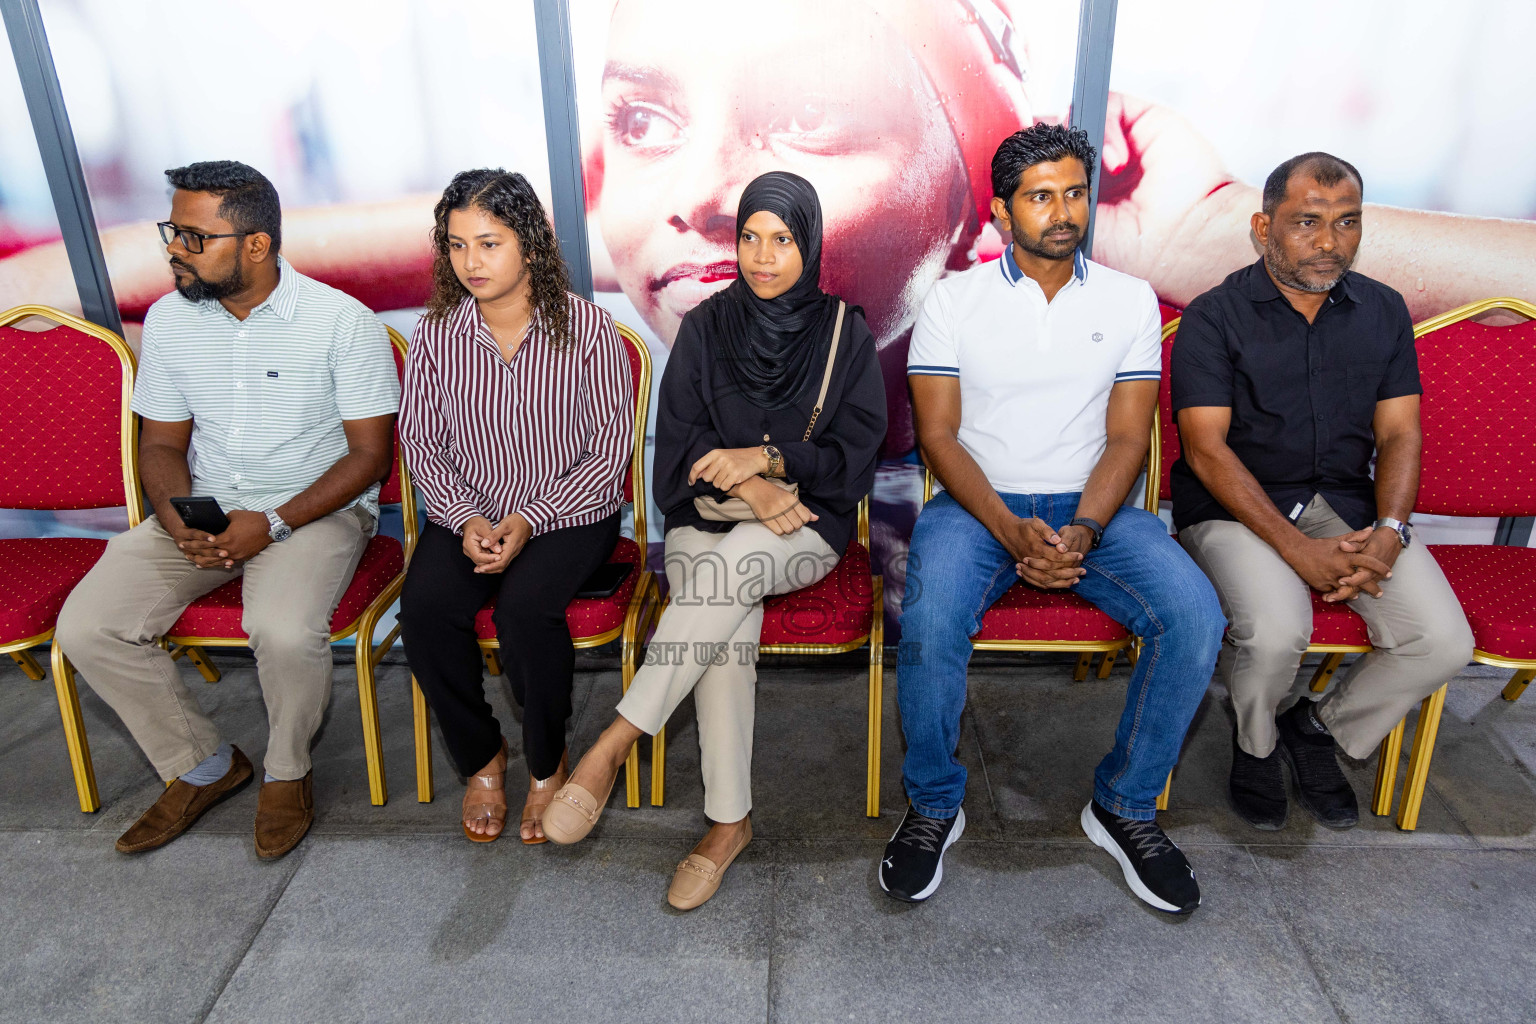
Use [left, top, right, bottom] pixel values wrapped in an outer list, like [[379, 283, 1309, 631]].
[[1180, 495, 1474, 759], [615, 523, 837, 822], [55, 508, 373, 781]]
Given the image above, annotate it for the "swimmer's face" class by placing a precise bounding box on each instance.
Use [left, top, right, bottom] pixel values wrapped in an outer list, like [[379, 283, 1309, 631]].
[[596, 0, 970, 347]]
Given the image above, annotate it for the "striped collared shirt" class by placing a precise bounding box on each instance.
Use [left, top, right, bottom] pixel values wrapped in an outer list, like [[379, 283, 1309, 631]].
[[400, 293, 632, 536], [131, 256, 400, 518]]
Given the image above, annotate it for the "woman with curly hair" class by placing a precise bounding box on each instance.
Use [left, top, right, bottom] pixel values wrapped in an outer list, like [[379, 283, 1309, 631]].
[[398, 169, 634, 844]]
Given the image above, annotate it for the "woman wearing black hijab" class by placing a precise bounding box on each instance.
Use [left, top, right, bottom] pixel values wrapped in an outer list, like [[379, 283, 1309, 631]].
[[542, 171, 885, 907]]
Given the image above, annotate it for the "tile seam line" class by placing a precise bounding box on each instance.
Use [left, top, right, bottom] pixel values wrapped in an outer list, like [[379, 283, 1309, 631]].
[[193, 850, 304, 1024], [1245, 843, 1351, 1024]]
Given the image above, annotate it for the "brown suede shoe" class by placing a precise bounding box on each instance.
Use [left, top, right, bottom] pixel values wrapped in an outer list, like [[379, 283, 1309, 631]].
[[253, 771, 314, 860], [115, 746, 254, 854]]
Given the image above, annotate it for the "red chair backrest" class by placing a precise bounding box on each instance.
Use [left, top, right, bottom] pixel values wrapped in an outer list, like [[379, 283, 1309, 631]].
[[379, 329, 407, 507], [616, 328, 642, 506], [1414, 307, 1536, 517], [0, 314, 134, 511], [1157, 319, 1180, 508]]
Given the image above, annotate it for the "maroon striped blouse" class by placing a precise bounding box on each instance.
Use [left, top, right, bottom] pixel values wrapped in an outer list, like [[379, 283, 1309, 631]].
[[399, 293, 633, 536]]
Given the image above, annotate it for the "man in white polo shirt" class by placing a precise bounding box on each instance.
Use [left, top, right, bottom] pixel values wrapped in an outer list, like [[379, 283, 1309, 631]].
[[879, 126, 1224, 913], [57, 161, 399, 859]]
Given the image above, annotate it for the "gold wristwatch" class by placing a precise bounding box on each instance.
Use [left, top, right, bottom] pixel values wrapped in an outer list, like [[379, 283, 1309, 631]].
[[762, 444, 784, 477]]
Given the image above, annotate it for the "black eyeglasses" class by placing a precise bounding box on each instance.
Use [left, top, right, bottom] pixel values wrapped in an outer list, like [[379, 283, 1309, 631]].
[[157, 221, 248, 254]]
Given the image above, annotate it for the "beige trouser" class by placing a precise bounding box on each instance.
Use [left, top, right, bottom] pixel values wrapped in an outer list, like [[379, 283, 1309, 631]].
[[615, 522, 838, 822], [55, 508, 373, 781], [1180, 495, 1474, 759]]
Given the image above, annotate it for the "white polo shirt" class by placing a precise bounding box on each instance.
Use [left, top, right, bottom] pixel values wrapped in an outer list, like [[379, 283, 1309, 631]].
[[908, 246, 1162, 494], [132, 257, 401, 518]]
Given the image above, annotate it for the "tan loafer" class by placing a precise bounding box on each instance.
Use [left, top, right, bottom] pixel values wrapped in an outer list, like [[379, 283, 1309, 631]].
[[541, 768, 618, 846], [668, 819, 752, 911], [254, 771, 314, 860], [116, 746, 254, 854]]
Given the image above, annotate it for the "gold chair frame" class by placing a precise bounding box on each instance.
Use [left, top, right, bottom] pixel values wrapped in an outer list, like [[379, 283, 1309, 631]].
[[0, 306, 142, 812], [645, 494, 884, 817], [51, 326, 417, 810], [1345, 296, 1536, 830], [407, 322, 662, 810]]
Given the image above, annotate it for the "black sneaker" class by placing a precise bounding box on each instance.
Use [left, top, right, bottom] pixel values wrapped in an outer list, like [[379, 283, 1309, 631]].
[[1229, 733, 1288, 830], [1276, 702, 1359, 829], [1080, 800, 1200, 915], [879, 805, 965, 903]]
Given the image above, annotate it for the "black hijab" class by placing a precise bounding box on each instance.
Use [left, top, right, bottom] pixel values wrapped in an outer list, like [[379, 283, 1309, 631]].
[[696, 171, 841, 411]]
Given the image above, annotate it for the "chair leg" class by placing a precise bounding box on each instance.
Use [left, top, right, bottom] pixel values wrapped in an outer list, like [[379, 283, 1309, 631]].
[[483, 650, 502, 677], [1501, 668, 1534, 702], [172, 644, 222, 683], [1155, 769, 1172, 811], [1126, 641, 1140, 669], [1308, 652, 1344, 693], [1396, 684, 1449, 832], [866, 577, 884, 818], [50, 645, 99, 812], [1096, 650, 1118, 679], [1371, 719, 1405, 817], [412, 675, 434, 803], [619, 599, 642, 811], [10, 649, 45, 680], [1073, 652, 1092, 682], [355, 636, 387, 807]]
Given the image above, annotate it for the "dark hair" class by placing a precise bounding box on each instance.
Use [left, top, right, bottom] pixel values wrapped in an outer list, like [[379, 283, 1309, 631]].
[[164, 160, 281, 254], [424, 169, 572, 348], [1261, 152, 1363, 215], [990, 124, 1097, 205]]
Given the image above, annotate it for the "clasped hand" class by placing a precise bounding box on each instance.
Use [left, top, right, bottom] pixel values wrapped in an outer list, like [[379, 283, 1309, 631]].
[[462, 513, 533, 574], [689, 447, 769, 492], [1295, 529, 1398, 603], [1005, 518, 1092, 590], [172, 509, 271, 569]]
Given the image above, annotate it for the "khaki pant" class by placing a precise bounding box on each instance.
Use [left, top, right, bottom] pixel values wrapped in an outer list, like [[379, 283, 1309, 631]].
[[55, 508, 373, 781], [1180, 495, 1473, 759], [615, 523, 837, 822]]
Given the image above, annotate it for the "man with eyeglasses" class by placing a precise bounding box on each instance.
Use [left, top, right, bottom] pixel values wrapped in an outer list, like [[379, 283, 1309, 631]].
[[56, 161, 399, 859]]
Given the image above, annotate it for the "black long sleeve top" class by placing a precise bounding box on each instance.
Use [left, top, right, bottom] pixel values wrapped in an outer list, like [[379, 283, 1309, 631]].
[[653, 303, 887, 554]]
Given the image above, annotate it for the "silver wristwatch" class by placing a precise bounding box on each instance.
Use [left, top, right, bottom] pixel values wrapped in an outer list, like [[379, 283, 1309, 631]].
[[1375, 516, 1412, 548], [264, 509, 293, 543]]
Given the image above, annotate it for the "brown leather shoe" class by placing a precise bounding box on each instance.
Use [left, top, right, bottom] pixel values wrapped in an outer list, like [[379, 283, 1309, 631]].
[[115, 746, 254, 854], [253, 771, 314, 860]]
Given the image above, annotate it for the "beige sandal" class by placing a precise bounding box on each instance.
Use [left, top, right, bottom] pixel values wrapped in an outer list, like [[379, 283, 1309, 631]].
[[520, 750, 568, 845], [668, 819, 753, 910], [541, 754, 619, 845], [462, 740, 508, 843]]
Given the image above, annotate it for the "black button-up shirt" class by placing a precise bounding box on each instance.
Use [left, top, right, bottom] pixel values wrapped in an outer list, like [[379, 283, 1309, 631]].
[[1170, 259, 1421, 532]]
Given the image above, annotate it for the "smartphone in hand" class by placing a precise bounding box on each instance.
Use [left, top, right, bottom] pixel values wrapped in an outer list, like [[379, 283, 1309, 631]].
[[169, 496, 231, 534]]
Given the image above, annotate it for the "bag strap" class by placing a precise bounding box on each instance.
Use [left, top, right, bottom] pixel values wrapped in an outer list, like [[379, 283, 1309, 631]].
[[802, 300, 846, 442]]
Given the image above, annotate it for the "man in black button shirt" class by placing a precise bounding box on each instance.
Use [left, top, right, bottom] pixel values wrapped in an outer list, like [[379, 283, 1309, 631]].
[[1171, 152, 1473, 831]]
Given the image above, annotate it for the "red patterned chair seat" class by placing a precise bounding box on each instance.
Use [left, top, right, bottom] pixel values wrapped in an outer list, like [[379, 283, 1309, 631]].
[[167, 534, 404, 639], [1307, 589, 1371, 647], [0, 537, 109, 644], [762, 540, 874, 647], [475, 536, 644, 642], [974, 583, 1127, 644], [1429, 544, 1536, 661]]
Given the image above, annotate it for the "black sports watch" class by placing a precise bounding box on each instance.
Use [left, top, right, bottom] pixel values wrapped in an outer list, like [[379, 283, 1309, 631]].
[[1068, 516, 1105, 549]]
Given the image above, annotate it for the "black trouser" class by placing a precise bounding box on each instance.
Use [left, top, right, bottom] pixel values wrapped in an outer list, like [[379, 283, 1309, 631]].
[[399, 514, 620, 779]]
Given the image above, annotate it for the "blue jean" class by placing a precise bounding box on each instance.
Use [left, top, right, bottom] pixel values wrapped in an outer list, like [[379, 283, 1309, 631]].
[[897, 492, 1224, 821]]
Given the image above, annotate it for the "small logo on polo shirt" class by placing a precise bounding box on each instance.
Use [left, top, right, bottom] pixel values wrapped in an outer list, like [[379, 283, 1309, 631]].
[[1092, 332, 1103, 343], [267, 371, 279, 378]]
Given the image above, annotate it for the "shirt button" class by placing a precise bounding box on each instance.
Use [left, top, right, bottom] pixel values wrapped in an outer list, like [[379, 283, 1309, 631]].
[[235, 381, 244, 389], [233, 428, 241, 435], [1316, 413, 1324, 421], [232, 473, 242, 481], [1311, 368, 1320, 376], [237, 331, 246, 338]]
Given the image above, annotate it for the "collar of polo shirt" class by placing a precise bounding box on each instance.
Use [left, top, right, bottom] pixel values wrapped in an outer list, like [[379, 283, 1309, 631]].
[[195, 255, 299, 322]]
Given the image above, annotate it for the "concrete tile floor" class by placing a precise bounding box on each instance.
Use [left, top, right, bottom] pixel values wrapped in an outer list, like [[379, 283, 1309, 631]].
[[2, 648, 1534, 1023]]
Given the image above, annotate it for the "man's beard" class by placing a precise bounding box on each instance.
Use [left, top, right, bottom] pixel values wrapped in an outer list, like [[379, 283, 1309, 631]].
[[1013, 221, 1082, 262], [172, 258, 246, 302], [1264, 242, 1352, 294]]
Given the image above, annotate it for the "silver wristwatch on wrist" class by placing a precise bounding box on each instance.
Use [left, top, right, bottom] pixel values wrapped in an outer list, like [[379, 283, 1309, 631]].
[[1374, 516, 1412, 548], [264, 509, 293, 543]]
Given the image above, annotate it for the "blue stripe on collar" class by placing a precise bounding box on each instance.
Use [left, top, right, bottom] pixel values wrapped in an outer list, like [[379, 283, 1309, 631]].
[[999, 245, 1023, 286], [1073, 248, 1088, 283]]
